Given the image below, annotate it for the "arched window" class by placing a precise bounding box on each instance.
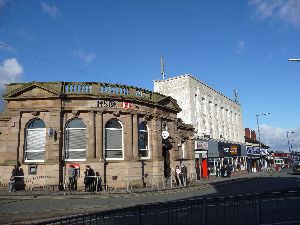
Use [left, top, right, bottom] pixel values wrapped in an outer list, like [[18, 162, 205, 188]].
[[162, 121, 168, 131], [65, 118, 86, 161], [25, 119, 46, 162], [139, 122, 150, 158], [105, 119, 123, 160]]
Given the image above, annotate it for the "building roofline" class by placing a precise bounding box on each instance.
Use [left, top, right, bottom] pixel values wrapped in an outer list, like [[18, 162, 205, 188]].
[[154, 74, 241, 106]]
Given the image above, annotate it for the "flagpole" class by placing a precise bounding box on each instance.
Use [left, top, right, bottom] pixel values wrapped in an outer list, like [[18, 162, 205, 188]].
[[160, 56, 165, 79]]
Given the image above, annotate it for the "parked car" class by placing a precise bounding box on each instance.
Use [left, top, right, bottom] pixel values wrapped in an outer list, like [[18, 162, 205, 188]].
[[293, 165, 300, 174]]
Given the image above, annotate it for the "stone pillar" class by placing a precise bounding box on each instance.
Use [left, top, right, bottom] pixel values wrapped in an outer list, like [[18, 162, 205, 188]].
[[152, 117, 163, 160], [96, 111, 103, 160], [132, 113, 139, 159], [46, 110, 62, 164], [87, 111, 96, 159], [124, 114, 133, 160], [7, 111, 22, 165]]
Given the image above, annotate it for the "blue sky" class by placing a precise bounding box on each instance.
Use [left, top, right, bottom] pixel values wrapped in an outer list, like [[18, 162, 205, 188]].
[[0, 0, 299, 151]]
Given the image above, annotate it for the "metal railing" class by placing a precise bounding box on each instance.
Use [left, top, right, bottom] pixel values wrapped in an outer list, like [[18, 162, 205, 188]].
[[61, 173, 198, 193], [32, 189, 300, 225], [62, 82, 164, 102], [1, 175, 57, 192]]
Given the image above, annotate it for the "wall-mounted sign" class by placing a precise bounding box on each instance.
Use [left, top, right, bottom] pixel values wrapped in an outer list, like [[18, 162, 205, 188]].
[[246, 147, 260, 155], [97, 100, 117, 108], [218, 142, 241, 157], [162, 131, 169, 139], [122, 102, 132, 109], [97, 100, 134, 109], [28, 165, 37, 175], [195, 140, 208, 150]]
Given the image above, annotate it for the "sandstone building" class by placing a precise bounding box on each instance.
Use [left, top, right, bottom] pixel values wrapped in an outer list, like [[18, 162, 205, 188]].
[[0, 81, 194, 189]]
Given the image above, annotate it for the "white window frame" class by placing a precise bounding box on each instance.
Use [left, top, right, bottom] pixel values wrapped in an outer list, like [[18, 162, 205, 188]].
[[25, 123, 46, 163], [105, 120, 124, 160], [65, 120, 87, 162], [139, 123, 150, 159]]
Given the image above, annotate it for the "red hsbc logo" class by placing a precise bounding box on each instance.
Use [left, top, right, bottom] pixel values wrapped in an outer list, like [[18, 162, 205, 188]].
[[122, 102, 132, 109]]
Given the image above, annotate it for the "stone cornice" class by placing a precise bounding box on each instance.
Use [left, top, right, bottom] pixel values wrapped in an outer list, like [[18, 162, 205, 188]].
[[4, 81, 182, 113]]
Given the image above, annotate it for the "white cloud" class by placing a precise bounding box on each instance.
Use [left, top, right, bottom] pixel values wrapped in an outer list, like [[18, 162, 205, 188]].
[[260, 124, 300, 152], [72, 49, 96, 64], [41, 2, 59, 19], [249, 0, 300, 28], [236, 40, 246, 53], [0, 58, 23, 111]]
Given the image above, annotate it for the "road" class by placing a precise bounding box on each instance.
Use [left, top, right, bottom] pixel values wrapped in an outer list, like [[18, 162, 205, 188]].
[[0, 169, 299, 225]]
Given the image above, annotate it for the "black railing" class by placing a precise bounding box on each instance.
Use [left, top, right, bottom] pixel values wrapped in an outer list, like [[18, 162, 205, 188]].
[[32, 189, 300, 225]]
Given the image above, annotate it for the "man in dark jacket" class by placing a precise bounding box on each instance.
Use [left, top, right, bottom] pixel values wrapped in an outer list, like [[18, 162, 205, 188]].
[[84, 165, 95, 192]]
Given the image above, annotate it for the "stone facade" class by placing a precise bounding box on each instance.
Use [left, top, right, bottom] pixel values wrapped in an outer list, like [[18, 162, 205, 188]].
[[154, 74, 244, 144], [0, 82, 194, 189]]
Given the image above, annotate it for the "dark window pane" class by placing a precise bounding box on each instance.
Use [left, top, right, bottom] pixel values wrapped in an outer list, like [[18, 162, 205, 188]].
[[67, 118, 86, 128], [138, 122, 147, 131], [105, 119, 122, 129], [27, 119, 46, 129]]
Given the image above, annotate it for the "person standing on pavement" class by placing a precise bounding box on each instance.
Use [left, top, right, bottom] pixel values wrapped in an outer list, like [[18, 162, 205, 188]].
[[8, 165, 17, 192], [180, 164, 187, 186], [95, 172, 102, 191], [227, 164, 232, 178], [84, 165, 95, 192], [172, 165, 182, 186], [220, 165, 225, 178], [68, 165, 76, 191]]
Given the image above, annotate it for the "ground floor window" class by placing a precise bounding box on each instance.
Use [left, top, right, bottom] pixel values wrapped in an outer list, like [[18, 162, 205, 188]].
[[105, 119, 123, 160], [65, 118, 86, 161], [138, 122, 150, 158], [25, 119, 46, 162]]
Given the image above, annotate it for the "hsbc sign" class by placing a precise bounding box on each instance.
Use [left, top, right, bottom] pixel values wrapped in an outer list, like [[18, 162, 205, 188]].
[[122, 102, 132, 109]]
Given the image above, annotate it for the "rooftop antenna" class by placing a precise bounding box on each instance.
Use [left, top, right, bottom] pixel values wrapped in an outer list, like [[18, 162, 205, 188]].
[[160, 55, 165, 79], [234, 89, 239, 103]]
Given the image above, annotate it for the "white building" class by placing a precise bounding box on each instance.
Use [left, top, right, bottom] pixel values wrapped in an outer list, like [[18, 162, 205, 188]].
[[154, 74, 244, 144]]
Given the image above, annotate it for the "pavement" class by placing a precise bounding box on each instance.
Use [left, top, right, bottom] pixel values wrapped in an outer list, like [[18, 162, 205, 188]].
[[1, 169, 299, 225], [0, 170, 266, 199]]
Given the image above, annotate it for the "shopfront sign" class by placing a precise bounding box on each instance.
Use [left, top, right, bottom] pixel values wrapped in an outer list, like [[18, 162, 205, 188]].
[[195, 140, 208, 150], [246, 147, 260, 155], [218, 142, 241, 157]]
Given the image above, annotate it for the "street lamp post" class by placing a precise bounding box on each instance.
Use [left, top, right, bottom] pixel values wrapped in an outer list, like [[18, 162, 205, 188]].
[[286, 131, 295, 152], [256, 113, 271, 152], [256, 113, 271, 171]]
